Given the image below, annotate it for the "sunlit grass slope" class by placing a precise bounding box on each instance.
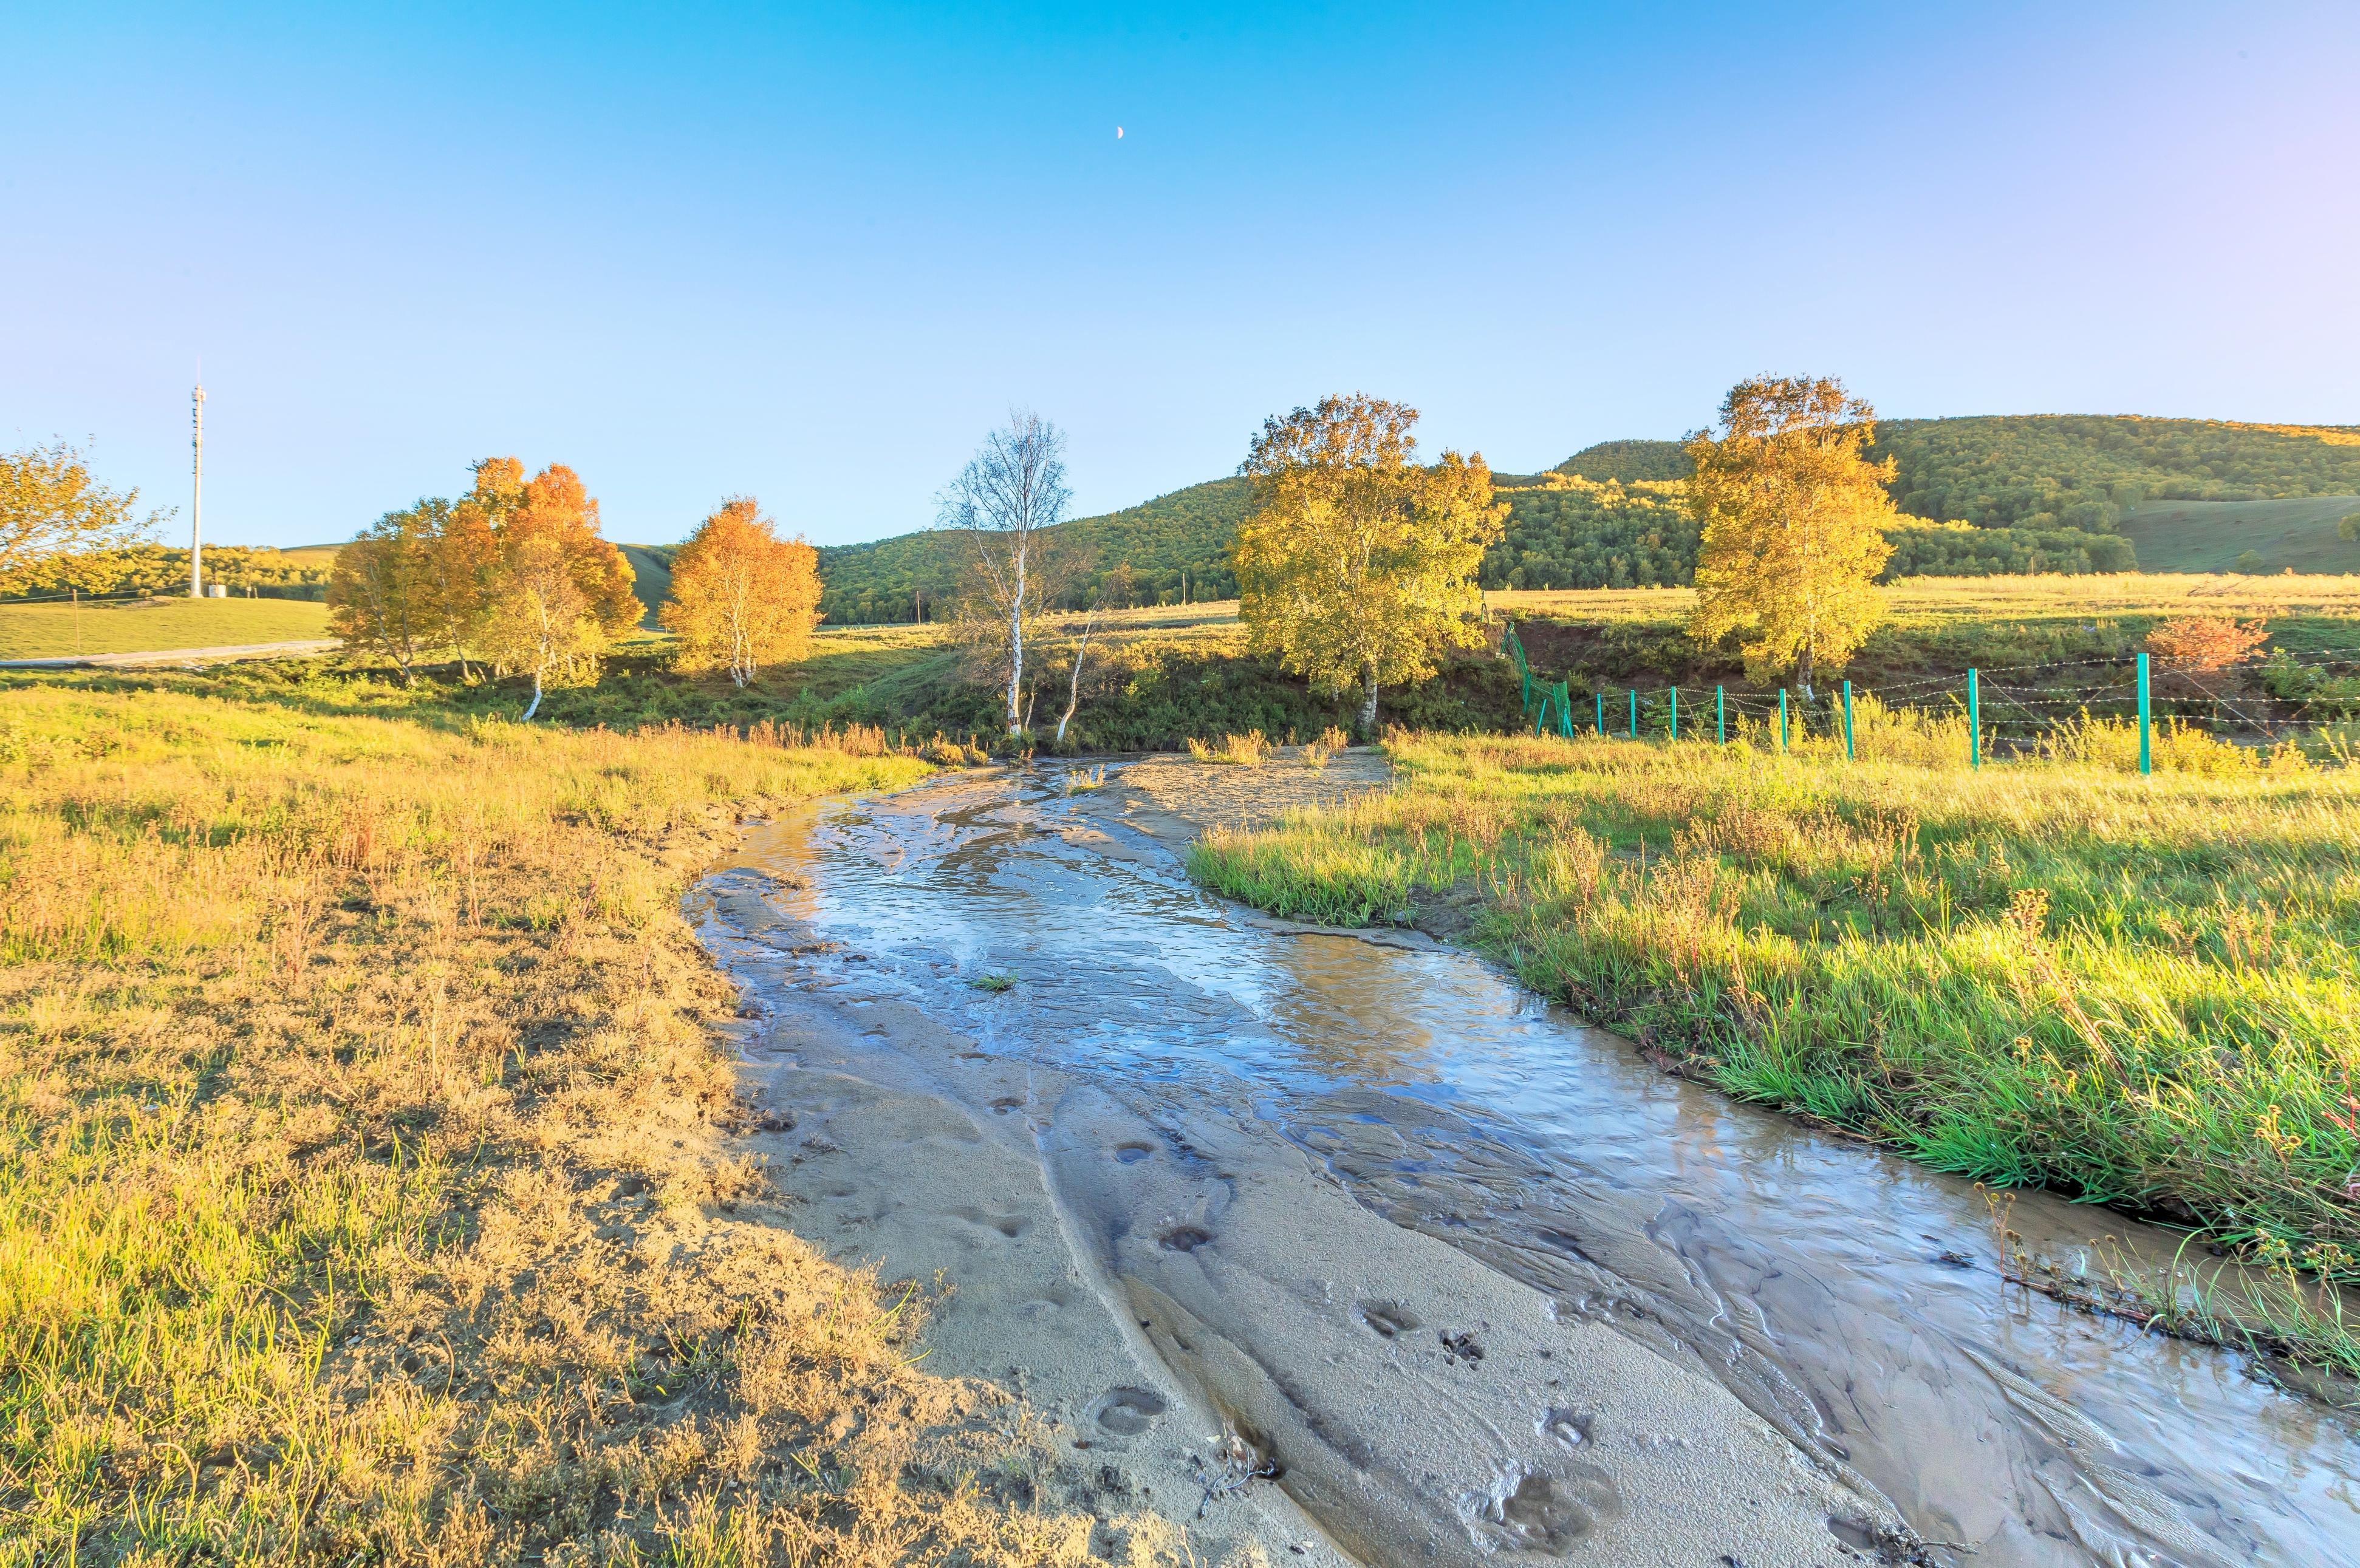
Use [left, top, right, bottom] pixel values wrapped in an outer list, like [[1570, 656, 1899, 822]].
[[2122, 496, 2360, 574], [0, 678, 1125, 1564], [1190, 726, 2360, 1285], [0, 598, 332, 659]]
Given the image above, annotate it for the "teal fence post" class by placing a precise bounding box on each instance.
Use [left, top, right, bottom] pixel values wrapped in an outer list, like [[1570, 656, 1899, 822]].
[[1968, 667, 1980, 769], [1715, 684, 1725, 744], [1557, 681, 1573, 738], [2137, 652, 2152, 775], [1669, 687, 1679, 741], [1595, 690, 1605, 735], [1779, 689, 1789, 752], [1842, 680, 1855, 760], [1628, 689, 1638, 738]]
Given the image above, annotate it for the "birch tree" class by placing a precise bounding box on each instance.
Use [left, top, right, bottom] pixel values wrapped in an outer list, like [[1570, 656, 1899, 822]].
[[1053, 563, 1130, 746], [327, 500, 447, 683], [473, 462, 638, 718], [0, 441, 166, 585], [1684, 377, 1897, 696], [661, 497, 823, 685], [939, 412, 1070, 736], [1234, 394, 1503, 732]]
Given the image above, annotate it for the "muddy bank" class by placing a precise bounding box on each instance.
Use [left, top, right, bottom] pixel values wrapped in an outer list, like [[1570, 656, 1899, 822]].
[[694, 757, 1904, 1566], [691, 755, 2360, 1567]]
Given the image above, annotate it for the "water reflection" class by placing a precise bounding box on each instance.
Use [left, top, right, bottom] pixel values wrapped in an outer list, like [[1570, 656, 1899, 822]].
[[716, 768, 2359, 1566]]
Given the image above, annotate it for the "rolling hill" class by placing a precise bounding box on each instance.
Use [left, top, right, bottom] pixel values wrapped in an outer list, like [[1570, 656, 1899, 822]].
[[276, 415, 2360, 630], [2119, 496, 2360, 574], [817, 478, 1253, 624]]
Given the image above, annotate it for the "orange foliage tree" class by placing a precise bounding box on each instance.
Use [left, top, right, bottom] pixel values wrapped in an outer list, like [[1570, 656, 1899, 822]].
[[327, 455, 635, 701], [660, 497, 823, 686], [2145, 616, 2270, 671], [473, 462, 639, 718]]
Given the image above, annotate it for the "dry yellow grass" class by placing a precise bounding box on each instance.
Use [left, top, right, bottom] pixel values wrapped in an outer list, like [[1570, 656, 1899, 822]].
[[0, 680, 1169, 1566], [1491, 571, 2360, 627]]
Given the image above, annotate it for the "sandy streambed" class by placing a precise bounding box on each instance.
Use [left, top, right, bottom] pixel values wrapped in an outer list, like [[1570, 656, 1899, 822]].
[[688, 754, 2360, 1567]]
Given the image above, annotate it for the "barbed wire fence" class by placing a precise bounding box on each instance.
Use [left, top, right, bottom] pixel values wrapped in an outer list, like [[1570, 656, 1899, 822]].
[[1499, 622, 2360, 771]]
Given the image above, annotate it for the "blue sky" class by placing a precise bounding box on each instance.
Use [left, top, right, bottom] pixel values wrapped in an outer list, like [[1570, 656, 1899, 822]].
[[4, 2, 2356, 548]]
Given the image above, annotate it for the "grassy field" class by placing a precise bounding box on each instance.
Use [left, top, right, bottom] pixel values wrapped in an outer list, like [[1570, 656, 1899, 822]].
[[2122, 496, 2360, 574], [1189, 727, 2360, 1315], [313, 602, 1521, 752], [1493, 574, 2360, 743], [1494, 571, 2360, 627], [0, 676, 1140, 1564], [0, 598, 333, 660]]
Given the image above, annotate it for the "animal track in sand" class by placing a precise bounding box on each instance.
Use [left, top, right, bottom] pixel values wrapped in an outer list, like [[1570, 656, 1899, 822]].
[[1158, 1225, 1214, 1253], [988, 1096, 1025, 1114], [1354, 1300, 1420, 1338], [1090, 1386, 1169, 1437], [1826, 1516, 1881, 1550], [953, 1207, 1029, 1239], [1496, 1473, 1595, 1550], [1472, 1465, 1618, 1553], [1113, 1142, 1155, 1164]]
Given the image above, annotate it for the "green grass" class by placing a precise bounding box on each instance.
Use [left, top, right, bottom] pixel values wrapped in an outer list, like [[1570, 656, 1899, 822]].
[[1188, 728, 2360, 1303], [293, 602, 1517, 752], [0, 674, 1133, 1563], [2122, 496, 2360, 574], [0, 598, 333, 660]]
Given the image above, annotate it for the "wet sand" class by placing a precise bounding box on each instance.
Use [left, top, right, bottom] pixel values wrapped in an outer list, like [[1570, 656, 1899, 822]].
[[694, 753, 1914, 1566]]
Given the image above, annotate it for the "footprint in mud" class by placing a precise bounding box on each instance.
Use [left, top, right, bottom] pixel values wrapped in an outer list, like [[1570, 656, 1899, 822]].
[[953, 1207, 1029, 1239], [1089, 1386, 1169, 1437], [1537, 1408, 1592, 1450], [1827, 1516, 1883, 1552], [1113, 1142, 1155, 1165], [1476, 1467, 1618, 1553], [1355, 1300, 1421, 1339], [1159, 1225, 1214, 1253]]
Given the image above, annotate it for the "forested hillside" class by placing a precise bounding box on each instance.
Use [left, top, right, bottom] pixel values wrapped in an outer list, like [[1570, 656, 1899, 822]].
[[813, 415, 2360, 619], [1874, 415, 2360, 530], [1480, 477, 1697, 590], [818, 477, 1251, 623], [1555, 439, 1691, 483]]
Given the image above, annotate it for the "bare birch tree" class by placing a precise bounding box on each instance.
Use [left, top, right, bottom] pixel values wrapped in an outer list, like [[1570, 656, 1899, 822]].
[[937, 411, 1071, 736], [1054, 564, 1131, 746]]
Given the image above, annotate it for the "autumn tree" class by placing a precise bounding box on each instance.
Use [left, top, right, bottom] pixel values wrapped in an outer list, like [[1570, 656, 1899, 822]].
[[939, 412, 1070, 735], [1233, 394, 1504, 732], [1684, 377, 1898, 697], [474, 463, 638, 718], [660, 497, 823, 685], [0, 440, 167, 587], [2146, 616, 2269, 671], [328, 499, 449, 683]]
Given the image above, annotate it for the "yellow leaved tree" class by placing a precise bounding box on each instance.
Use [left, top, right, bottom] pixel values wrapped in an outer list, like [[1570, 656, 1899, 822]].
[[1685, 377, 1897, 696], [660, 497, 823, 686], [1233, 394, 1504, 732], [473, 462, 640, 719]]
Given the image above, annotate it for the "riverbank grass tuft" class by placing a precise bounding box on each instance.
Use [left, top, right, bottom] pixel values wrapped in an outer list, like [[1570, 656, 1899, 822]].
[[1188, 729, 2360, 1302]]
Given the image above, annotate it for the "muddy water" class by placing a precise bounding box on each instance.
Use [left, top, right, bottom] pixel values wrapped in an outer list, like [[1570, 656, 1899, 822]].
[[699, 766, 2360, 1566]]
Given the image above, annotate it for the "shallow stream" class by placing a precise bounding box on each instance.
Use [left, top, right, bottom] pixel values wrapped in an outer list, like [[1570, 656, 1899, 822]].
[[696, 765, 2359, 1566]]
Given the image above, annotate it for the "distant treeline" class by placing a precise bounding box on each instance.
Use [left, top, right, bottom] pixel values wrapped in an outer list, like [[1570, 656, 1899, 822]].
[[0, 544, 332, 601], [812, 415, 2360, 620]]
